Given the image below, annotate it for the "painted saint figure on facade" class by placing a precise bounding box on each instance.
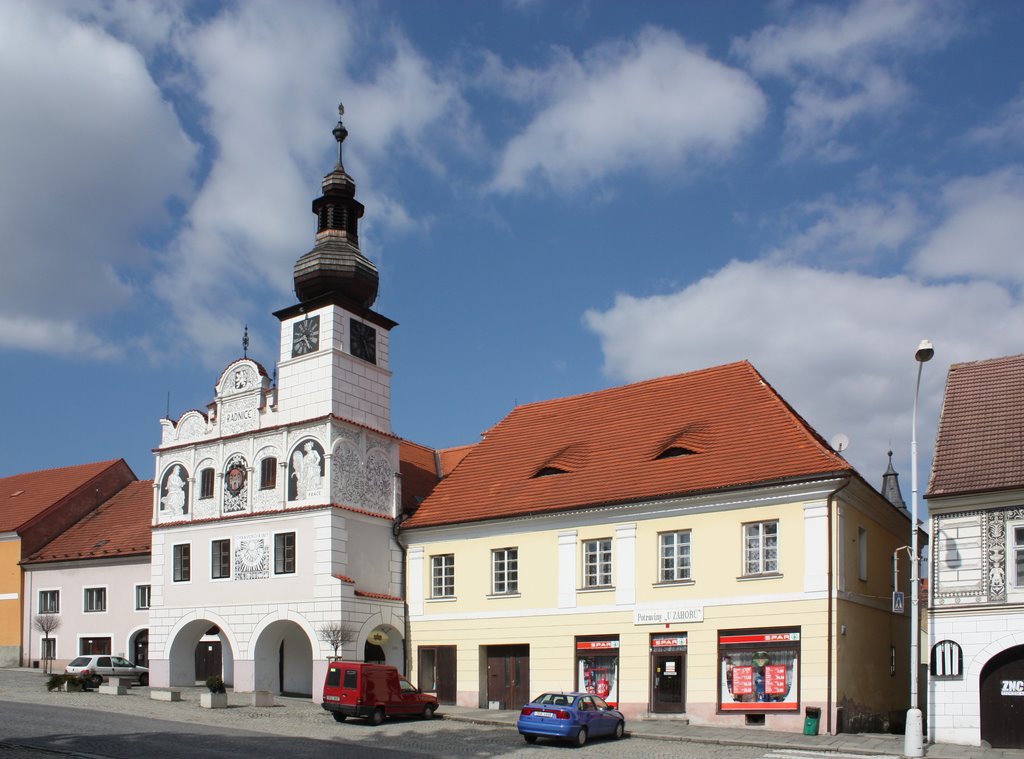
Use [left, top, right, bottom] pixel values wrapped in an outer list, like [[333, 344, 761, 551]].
[[289, 439, 324, 501], [161, 465, 188, 515]]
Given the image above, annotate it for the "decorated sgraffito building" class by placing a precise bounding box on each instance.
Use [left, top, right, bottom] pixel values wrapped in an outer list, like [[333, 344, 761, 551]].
[[148, 108, 432, 697], [926, 354, 1024, 749]]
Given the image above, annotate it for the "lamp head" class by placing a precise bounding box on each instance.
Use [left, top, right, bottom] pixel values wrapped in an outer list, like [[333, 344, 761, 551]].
[[915, 339, 934, 363]]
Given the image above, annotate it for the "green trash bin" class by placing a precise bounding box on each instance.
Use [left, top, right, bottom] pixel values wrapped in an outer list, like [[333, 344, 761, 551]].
[[803, 707, 821, 735]]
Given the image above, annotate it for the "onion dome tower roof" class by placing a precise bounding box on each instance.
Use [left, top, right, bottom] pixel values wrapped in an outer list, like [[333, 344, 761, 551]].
[[293, 103, 379, 307]]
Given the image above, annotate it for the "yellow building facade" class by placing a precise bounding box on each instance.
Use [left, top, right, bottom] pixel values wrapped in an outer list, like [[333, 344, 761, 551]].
[[402, 363, 913, 733]]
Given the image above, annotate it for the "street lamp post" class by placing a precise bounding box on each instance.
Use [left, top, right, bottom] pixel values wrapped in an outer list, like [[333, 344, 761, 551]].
[[905, 339, 933, 757]]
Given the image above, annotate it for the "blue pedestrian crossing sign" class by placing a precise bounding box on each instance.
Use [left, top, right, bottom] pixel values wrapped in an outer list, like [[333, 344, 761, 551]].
[[893, 591, 905, 614]]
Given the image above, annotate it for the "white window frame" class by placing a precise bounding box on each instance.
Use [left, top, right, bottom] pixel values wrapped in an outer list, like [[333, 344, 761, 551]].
[[582, 538, 612, 588], [211, 537, 232, 580], [1011, 522, 1024, 590], [743, 520, 779, 576], [659, 530, 692, 582], [135, 584, 151, 610], [431, 554, 455, 598], [172, 542, 192, 583], [491, 548, 519, 595], [274, 531, 296, 575], [38, 588, 60, 614], [83, 586, 107, 613]]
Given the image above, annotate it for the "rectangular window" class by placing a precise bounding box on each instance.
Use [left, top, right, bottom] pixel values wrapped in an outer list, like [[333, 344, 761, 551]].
[[431, 554, 455, 598], [83, 587, 106, 613], [492, 548, 519, 594], [583, 538, 612, 587], [260, 457, 277, 490], [41, 637, 56, 660], [135, 585, 151, 610], [274, 532, 296, 575], [173, 544, 191, 582], [719, 628, 801, 712], [39, 590, 60, 614], [211, 539, 231, 579], [199, 468, 214, 499], [743, 521, 779, 575], [858, 526, 868, 582], [659, 531, 692, 582], [1014, 526, 1024, 587], [80, 637, 111, 655]]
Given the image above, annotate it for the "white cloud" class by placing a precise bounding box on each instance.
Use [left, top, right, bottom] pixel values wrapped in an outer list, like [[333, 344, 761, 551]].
[[0, 0, 196, 352], [490, 27, 767, 192], [968, 89, 1024, 147], [0, 315, 121, 360], [912, 168, 1024, 286], [733, 0, 960, 160], [584, 259, 1024, 487]]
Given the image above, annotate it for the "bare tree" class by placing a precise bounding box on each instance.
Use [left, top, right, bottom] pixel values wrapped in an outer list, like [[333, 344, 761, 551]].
[[33, 614, 61, 674], [317, 621, 354, 659]]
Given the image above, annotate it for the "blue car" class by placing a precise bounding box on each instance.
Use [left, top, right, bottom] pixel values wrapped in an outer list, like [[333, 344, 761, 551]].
[[517, 691, 626, 746]]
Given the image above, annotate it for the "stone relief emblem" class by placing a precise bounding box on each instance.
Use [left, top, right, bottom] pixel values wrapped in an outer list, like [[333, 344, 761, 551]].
[[234, 533, 269, 581], [160, 464, 189, 517], [289, 439, 324, 501], [223, 454, 248, 513]]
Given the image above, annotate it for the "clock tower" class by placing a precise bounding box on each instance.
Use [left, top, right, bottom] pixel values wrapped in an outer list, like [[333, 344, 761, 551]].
[[272, 104, 397, 433]]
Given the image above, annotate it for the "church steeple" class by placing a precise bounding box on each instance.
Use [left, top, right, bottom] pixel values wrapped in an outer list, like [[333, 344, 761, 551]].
[[881, 450, 907, 510], [292, 103, 379, 308]]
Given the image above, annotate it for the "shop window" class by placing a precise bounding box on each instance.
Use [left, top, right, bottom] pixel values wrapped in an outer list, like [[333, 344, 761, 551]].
[[83, 587, 106, 613], [576, 637, 619, 706], [583, 538, 612, 587], [719, 628, 800, 712], [173, 543, 191, 582], [743, 521, 779, 576], [659, 530, 691, 582], [275, 532, 296, 575], [39, 589, 59, 614], [260, 457, 277, 490], [431, 554, 455, 598], [135, 585, 151, 610], [492, 548, 518, 594], [199, 468, 215, 499], [211, 539, 231, 579], [80, 637, 111, 655]]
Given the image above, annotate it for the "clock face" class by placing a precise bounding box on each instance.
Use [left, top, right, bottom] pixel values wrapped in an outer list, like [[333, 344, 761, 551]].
[[350, 320, 376, 364], [291, 315, 320, 357]]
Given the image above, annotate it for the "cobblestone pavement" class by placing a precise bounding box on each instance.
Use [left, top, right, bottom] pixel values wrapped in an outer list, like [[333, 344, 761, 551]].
[[3, 668, 1023, 759]]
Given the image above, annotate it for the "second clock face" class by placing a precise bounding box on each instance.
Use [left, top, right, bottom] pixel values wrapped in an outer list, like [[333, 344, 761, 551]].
[[350, 319, 377, 364], [291, 315, 320, 357]]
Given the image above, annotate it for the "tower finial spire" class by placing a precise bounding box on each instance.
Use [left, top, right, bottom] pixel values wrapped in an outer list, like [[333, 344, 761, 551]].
[[242, 324, 249, 358], [332, 102, 348, 170]]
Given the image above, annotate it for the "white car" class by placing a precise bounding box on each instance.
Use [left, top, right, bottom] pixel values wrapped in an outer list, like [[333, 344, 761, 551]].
[[65, 655, 149, 687]]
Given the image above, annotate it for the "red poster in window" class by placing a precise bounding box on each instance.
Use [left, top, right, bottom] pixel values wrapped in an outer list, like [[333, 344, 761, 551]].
[[765, 665, 787, 695], [731, 665, 754, 695]]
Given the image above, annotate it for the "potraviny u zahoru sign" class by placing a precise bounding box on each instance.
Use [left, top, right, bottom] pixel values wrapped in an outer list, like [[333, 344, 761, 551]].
[[634, 607, 704, 625]]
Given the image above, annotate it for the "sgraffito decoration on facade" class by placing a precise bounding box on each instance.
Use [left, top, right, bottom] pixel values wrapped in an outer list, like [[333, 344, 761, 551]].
[[223, 454, 248, 513], [934, 506, 1024, 606], [220, 394, 260, 436], [234, 533, 269, 580], [254, 445, 283, 512], [331, 439, 394, 516], [289, 438, 324, 501], [160, 464, 189, 516]]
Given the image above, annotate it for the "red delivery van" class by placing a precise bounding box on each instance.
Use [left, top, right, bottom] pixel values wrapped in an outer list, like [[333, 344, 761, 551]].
[[322, 661, 439, 725]]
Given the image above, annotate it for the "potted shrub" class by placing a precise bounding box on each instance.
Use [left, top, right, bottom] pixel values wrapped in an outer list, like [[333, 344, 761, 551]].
[[200, 675, 228, 709]]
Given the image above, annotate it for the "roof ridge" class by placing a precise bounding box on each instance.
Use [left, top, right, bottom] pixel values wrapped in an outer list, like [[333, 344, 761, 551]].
[[0, 458, 122, 484]]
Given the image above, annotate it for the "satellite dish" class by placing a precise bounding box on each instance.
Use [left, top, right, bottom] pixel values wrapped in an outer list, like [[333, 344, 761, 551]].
[[830, 433, 849, 454]]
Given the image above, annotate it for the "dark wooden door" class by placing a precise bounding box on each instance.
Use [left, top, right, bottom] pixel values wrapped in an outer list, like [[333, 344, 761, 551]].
[[418, 646, 457, 704], [981, 645, 1024, 748], [133, 631, 149, 667], [652, 653, 686, 713], [486, 645, 529, 709], [195, 641, 222, 682]]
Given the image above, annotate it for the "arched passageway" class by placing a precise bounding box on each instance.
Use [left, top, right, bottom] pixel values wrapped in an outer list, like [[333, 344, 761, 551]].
[[980, 644, 1024, 748], [252, 620, 314, 697], [167, 620, 236, 687]]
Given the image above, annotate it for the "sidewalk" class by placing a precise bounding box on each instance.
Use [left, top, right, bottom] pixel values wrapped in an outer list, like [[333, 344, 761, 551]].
[[440, 704, 1024, 759]]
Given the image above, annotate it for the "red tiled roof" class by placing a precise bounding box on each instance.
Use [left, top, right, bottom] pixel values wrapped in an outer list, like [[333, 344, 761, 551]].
[[438, 445, 475, 476], [398, 439, 441, 513], [0, 460, 125, 533], [403, 361, 852, 529], [354, 590, 402, 601], [927, 354, 1024, 498], [334, 574, 355, 583], [24, 480, 153, 563]]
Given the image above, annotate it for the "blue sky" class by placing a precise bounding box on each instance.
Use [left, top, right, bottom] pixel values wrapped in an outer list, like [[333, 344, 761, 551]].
[[2, 0, 1023, 500]]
